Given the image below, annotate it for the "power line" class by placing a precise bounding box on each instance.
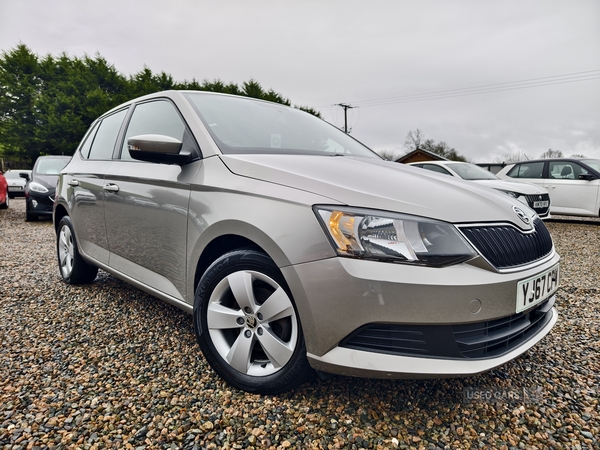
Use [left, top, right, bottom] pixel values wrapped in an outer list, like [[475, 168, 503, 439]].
[[322, 69, 600, 109]]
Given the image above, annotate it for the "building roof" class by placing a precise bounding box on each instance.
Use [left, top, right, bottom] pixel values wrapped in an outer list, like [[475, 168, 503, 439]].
[[395, 148, 449, 164]]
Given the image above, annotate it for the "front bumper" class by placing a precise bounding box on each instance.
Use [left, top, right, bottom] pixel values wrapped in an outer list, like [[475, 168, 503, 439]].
[[308, 306, 557, 378], [27, 191, 56, 215], [8, 185, 26, 197], [282, 252, 559, 378]]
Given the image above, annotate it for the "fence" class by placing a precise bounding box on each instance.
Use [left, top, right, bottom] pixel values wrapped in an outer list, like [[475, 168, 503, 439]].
[[1, 158, 32, 172]]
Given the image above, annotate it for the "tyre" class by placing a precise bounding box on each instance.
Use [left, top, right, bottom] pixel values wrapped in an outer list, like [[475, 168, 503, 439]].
[[0, 193, 8, 209], [194, 249, 312, 394], [25, 201, 36, 221], [57, 215, 98, 284]]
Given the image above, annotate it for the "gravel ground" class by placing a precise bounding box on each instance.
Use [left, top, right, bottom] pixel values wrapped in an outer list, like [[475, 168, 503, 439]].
[[1, 198, 599, 450]]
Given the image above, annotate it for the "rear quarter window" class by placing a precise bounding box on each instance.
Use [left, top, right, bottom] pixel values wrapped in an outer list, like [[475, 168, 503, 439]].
[[87, 109, 128, 160], [507, 162, 544, 178]]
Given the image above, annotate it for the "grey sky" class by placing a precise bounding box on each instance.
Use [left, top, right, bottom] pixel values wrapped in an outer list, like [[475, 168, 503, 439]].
[[1, 0, 599, 161]]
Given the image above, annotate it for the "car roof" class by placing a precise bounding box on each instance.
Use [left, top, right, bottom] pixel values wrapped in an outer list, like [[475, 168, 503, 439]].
[[507, 158, 589, 165], [36, 155, 71, 159]]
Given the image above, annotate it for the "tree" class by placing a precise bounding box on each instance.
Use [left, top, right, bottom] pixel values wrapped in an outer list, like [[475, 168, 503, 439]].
[[494, 151, 529, 163], [127, 67, 174, 98], [571, 153, 586, 158], [0, 44, 321, 165], [403, 129, 426, 152], [0, 44, 43, 163], [403, 129, 467, 161], [376, 149, 399, 161], [539, 149, 563, 159], [294, 105, 322, 119]]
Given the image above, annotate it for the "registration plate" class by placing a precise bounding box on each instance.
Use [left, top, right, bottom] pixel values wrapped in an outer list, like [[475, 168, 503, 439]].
[[8, 186, 23, 191], [516, 263, 559, 313], [533, 200, 549, 208]]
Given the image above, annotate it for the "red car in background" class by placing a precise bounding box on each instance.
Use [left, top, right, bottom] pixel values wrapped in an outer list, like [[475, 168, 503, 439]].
[[0, 171, 9, 209]]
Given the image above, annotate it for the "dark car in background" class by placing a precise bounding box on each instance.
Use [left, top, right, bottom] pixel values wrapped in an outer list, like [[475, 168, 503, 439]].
[[23, 156, 71, 221]]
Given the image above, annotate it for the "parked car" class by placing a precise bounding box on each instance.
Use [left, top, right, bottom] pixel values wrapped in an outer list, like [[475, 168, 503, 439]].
[[54, 91, 560, 394], [23, 156, 71, 221], [408, 161, 551, 219], [496, 158, 600, 218], [4, 169, 31, 198], [0, 171, 8, 209]]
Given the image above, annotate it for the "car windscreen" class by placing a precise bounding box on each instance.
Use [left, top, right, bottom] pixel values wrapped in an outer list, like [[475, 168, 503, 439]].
[[450, 163, 498, 180], [581, 159, 600, 172], [4, 171, 24, 179], [34, 158, 70, 175], [185, 93, 380, 158]]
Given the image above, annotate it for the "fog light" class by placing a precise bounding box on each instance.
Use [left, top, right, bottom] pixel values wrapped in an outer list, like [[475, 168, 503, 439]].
[[32, 200, 38, 208]]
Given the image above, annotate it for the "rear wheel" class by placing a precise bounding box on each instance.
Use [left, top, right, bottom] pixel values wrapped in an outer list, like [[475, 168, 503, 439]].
[[194, 249, 312, 394], [57, 216, 98, 284]]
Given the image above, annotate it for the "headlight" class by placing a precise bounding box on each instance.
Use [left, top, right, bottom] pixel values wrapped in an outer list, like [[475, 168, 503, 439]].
[[314, 206, 477, 267], [496, 189, 519, 198], [495, 189, 531, 207], [29, 182, 49, 193]]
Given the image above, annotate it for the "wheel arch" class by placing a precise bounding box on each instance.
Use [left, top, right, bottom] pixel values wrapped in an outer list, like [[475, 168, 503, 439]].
[[193, 234, 266, 295], [54, 203, 69, 234]]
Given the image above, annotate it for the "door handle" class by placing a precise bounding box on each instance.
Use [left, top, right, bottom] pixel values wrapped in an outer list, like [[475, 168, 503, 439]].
[[103, 183, 119, 193], [67, 179, 80, 187]]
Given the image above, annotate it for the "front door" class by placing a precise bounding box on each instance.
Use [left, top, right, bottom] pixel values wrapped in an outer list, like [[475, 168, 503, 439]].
[[104, 99, 197, 301]]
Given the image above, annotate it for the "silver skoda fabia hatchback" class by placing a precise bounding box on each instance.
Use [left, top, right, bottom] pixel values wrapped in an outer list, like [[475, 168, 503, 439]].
[[54, 91, 560, 394]]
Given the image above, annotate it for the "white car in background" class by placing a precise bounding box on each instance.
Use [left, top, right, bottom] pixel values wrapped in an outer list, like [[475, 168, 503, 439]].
[[4, 169, 31, 198], [408, 161, 551, 219], [496, 158, 600, 218]]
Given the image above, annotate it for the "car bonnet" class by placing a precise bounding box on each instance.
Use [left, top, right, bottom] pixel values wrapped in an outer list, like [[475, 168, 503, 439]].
[[473, 179, 547, 195], [220, 154, 536, 229]]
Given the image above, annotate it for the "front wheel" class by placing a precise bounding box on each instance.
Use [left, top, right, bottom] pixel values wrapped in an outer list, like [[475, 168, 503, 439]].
[[25, 201, 36, 221], [194, 250, 312, 394], [57, 216, 98, 284]]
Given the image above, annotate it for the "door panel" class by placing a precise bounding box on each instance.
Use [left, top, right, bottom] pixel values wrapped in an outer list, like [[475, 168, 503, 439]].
[[544, 161, 600, 215], [65, 158, 112, 264], [104, 161, 191, 299], [544, 178, 600, 215]]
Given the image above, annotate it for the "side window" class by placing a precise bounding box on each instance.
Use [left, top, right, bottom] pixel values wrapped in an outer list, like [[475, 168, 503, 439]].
[[549, 161, 589, 179], [121, 100, 185, 160], [88, 109, 128, 160], [79, 122, 100, 159], [421, 164, 452, 176], [507, 162, 544, 179]]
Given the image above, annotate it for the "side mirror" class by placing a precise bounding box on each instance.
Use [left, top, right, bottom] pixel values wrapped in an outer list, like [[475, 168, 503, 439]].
[[127, 134, 191, 165], [19, 172, 30, 181], [578, 173, 595, 181]]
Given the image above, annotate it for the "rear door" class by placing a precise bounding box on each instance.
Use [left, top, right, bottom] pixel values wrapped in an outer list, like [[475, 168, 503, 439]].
[[65, 108, 129, 265], [504, 161, 546, 190]]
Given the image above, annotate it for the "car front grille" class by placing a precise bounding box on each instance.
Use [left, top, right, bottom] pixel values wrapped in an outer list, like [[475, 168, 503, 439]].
[[523, 193, 550, 216], [339, 297, 555, 360], [460, 218, 553, 269]]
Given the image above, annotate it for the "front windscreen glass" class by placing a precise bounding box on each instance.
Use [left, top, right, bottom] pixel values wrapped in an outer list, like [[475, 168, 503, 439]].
[[581, 159, 600, 172], [450, 163, 498, 180], [185, 93, 380, 158], [34, 158, 70, 175]]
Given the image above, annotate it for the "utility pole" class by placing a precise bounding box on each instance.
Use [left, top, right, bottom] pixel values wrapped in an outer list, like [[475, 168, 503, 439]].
[[336, 103, 356, 133]]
